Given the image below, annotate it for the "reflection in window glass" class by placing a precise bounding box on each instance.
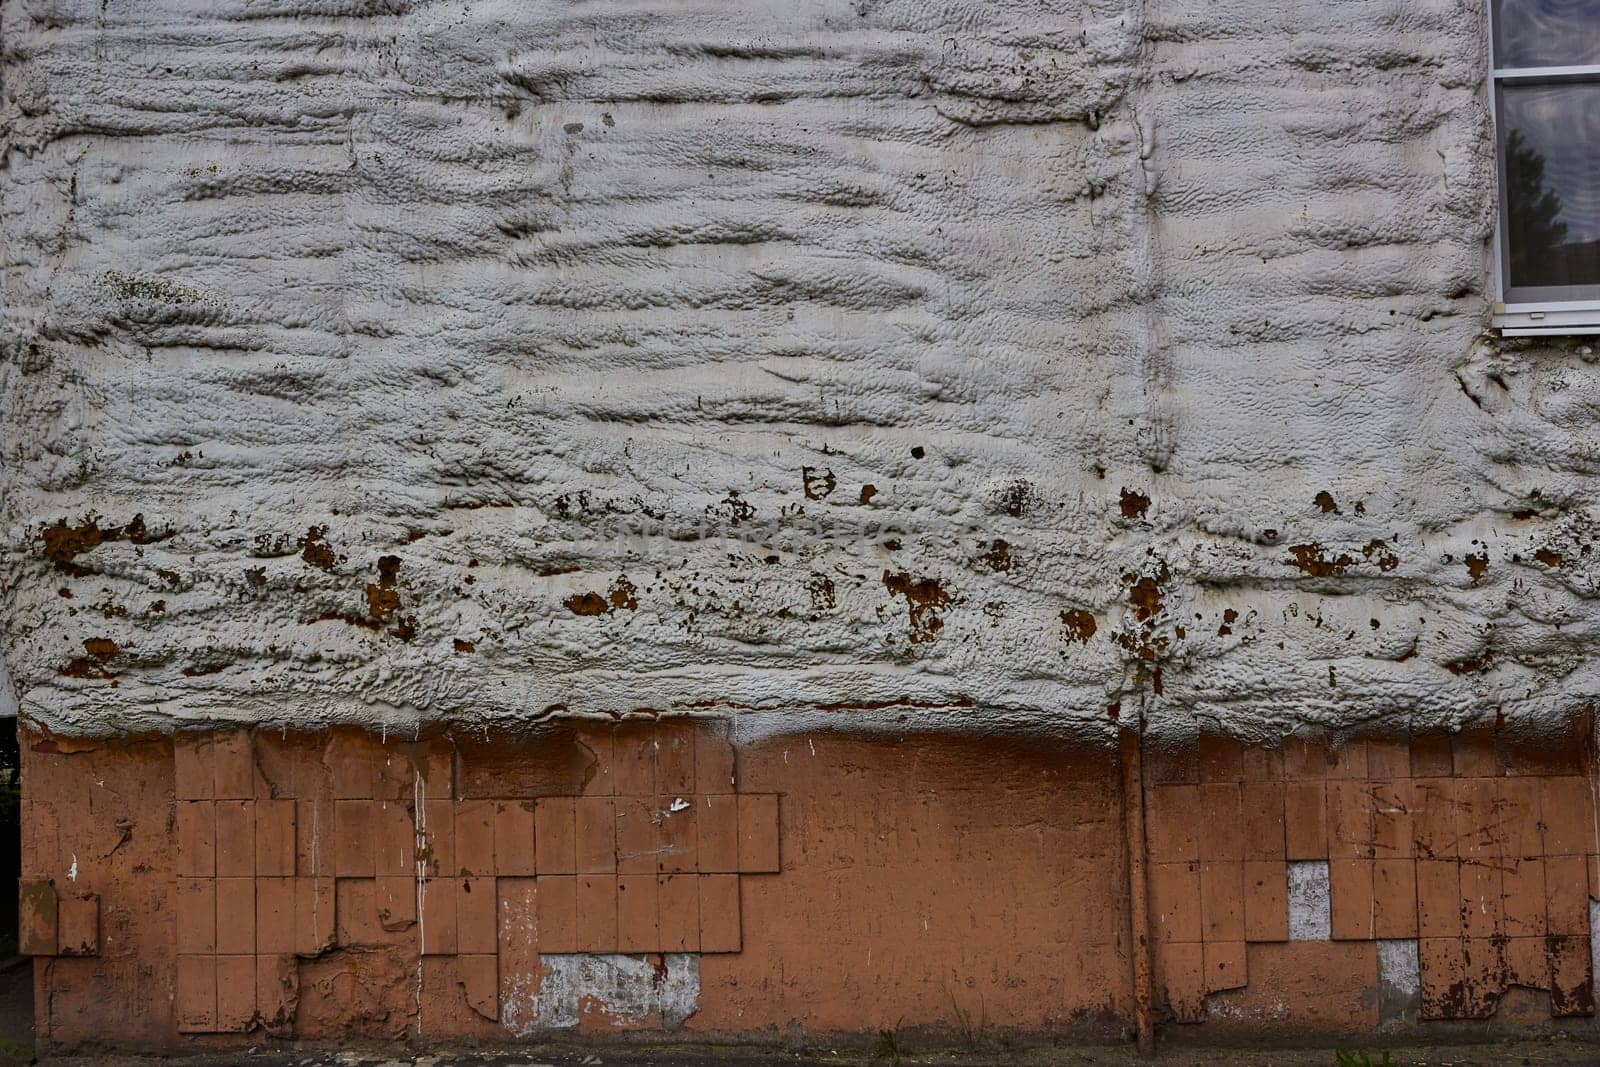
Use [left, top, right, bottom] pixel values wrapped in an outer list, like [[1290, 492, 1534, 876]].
[[1500, 83, 1600, 290], [1493, 0, 1600, 67]]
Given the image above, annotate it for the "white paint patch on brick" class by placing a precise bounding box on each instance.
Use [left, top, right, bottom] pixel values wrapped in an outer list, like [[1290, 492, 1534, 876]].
[[1287, 860, 1331, 941], [500, 953, 699, 1035]]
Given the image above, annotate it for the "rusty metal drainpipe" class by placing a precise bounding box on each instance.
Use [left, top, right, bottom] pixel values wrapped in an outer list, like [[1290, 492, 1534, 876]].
[[1119, 726, 1155, 1057]]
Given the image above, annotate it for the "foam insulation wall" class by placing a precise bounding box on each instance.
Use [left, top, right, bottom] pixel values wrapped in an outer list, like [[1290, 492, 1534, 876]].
[[0, 0, 1591, 740]]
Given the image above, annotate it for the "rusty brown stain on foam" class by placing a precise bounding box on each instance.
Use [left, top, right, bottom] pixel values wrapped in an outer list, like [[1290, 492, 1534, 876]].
[[1314, 490, 1340, 514], [1534, 547, 1564, 567], [976, 539, 1013, 573], [802, 466, 836, 500], [1060, 609, 1096, 644], [1464, 552, 1488, 583], [1119, 487, 1149, 519], [61, 637, 118, 680], [299, 526, 337, 571], [362, 554, 417, 641], [41, 515, 168, 575], [882, 570, 952, 643], [564, 576, 639, 616], [1286, 543, 1354, 577], [1361, 539, 1399, 571], [1217, 607, 1239, 636], [858, 484, 877, 505]]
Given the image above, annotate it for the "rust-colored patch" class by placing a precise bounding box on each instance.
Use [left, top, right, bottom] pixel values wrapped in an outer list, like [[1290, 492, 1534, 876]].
[[181, 662, 230, 677], [1127, 575, 1163, 622], [859, 484, 877, 505], [1534, 547, 1564, 568], [1217, 608, 1239, 636], [976, 539, 1013, 573], [882, 570, 953, 644], [1060, 609, 1097, 644], [41, 515, 167, 575], [802, 467, 836, 501], [1119, 487, 1150, 519], [997, 480, 1034, 517], [1286, 543, 1354, 577], [564, 576, 640, 617], [61, 637, 118, 680], [156, 568, 182, 588], [1464, 553, 1488, 583], [1314, 490, 1340, 514], [300, 526, 337, 571], [608, 576, 638, 612], [453, 639, 476, 654], [565, 592, 610, 616], [1361, 539, 1399, 572], [806, 574, 836, 612]]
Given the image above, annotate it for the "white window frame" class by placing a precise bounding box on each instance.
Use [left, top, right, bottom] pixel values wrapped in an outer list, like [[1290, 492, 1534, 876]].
[[1488, 4, 1600, 336]]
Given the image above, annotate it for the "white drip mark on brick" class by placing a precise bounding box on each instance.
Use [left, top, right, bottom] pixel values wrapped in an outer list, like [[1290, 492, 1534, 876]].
[[1287, 860, 1331, 940], [413, 768, 427, 1035]]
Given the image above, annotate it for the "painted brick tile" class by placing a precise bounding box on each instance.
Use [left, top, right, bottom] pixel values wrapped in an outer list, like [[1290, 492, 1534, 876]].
[[1150, 862, 1202, 943], [458, 877, 498, 955], [612, 726, 657, 796], [1155, 941, 1204, 1023], [536, 875, 578, 953], [1370, 780, 1413, 859], [577, 874, 618, 952], [294, 799, 335, 877], [1502, 856, 1546, 937], [373, 800, 416, 877], [1546, 853, 1589, 935], [1197, 784, 1243, 862], [1419, 937, 1484, 1020], [1459, 861, 1502, 939], [1242, 861, 1287, 943], [215, 876, 255, 955], [1203, 940, 1247, 993], [1328, 858, 1374, 940], [1282, 782, 1327, 860], [335, 878, 381, 947], [333, 799, 375, 877], [617, 873, 659, 953], [1451, 730, 1498, 779], [736, 794, 780, 873], [698, 874, 741, 953], [494, 800, 537, 876], [1366, 736, 1411, 780], [1241, 782, 1285, 861], [1498, 777, 1542, 859], [697, 795, 739, 873], [18, 880, 56, 956], [213, 731, 256, 800], [1541, 777, 1596, 856], [174, 734, 214, 801], [1503, 935, 1549, 990], [1144, 785, 1200, 862], [1326, 740, 1368, 781], [1410, 733, 1454, 778], [175, 955, 217, 1033], [176, 801, 216, 878], [694, 726, 737, 794], [1455, 778, 1502, 860], [656, 719, 696, 796], [1240, 745, 1284, 782], [377, 875, 417, 931], [420, 878, 459, 956], [216, 954, 255, 1033], [454, 799, 496, 877], [1328, 780, 1374, 859], [1199, 861, 1243, 943], [498, 877, 538, 961], [256, 954, 297, 1030], [1372, 858, 1417, 939], [326, 728, 376, 799], [614, 798, 656, 875], [1416, 859, 1461, 938], [1549, 934, 1596, 1016], [1283, 735, 1330, 780], [294, 877, 335, 956], [658, 872, 699, 952], [255, 876, 294, 954], [21, 801, 61, 881], [255, 799, 296, 877], [215, 800, 255, 877], [576, 727, 615, 796], [657, 798, 697, 873], [1197, 734, 1244, 784], [1411, 778, 1459, 859], [459, 954, 499, 1021], [420, 798, 454, 877], [575, 796, 616, 874], [1142, 735, 1198, 785], [175, 878, 216, 955]]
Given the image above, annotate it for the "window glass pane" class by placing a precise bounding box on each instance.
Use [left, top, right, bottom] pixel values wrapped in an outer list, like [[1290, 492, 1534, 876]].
[[1500, 82, 1600, 290], [1493, 0, 1600, 67]]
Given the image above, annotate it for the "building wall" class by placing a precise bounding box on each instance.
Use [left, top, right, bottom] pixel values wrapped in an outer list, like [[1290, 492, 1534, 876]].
[[5, 0, 1600, 1049]]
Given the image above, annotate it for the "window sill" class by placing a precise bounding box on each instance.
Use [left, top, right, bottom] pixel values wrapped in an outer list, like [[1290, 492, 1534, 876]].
[[1492, 302, 1600, 337]]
